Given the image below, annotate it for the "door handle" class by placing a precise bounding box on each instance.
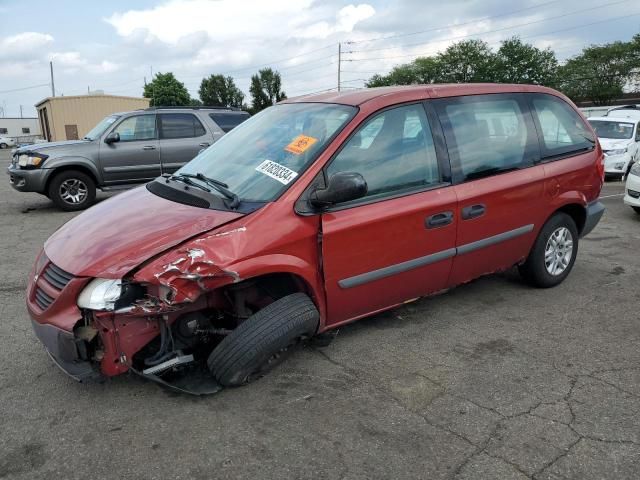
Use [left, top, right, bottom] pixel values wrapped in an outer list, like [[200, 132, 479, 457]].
[[461, 204, 486, 220], [143, 145, 156, 150], [426, 211, 454, 229], [199, 142, 210, 147]]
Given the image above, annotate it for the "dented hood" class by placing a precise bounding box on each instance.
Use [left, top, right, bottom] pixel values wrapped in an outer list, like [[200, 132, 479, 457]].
[[44, 186, 244, 278]]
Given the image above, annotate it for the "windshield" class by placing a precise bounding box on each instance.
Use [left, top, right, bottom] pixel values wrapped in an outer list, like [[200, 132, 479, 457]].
[[178, 103, 357, 202], [588, 120, 634, 140], [84, 115, 119, 140]]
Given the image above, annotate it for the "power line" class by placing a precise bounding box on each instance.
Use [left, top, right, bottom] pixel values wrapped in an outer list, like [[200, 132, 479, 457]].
[[0, 83, 50, 94], [345, 10, 640, 63], [345, 0, 563, 46], [346, 0, 631, 55]]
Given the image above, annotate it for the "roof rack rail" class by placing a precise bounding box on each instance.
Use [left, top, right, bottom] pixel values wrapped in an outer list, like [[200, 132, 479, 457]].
[[143, 105, 243, 111]]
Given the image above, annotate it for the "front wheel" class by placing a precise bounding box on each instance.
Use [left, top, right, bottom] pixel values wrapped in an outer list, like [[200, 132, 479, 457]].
[[208, 293, 320, 386], [519, 212, 578, 288], [48, 170, 96, 211]]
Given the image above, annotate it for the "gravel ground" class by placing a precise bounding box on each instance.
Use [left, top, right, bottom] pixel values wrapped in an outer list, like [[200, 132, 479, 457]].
[[1, 148, 639, 479]]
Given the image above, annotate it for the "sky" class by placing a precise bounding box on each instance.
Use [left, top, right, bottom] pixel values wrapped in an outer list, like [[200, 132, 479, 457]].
[[0, 0, 639, 118]]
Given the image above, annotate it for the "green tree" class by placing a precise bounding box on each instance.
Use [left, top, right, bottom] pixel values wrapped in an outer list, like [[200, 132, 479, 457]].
[[494, 37, 558, 85], [143, 72, 190, 106], [249, 68, 286, 113], [558, 39, 638, 105], [366, 57, 442, 87], [436, 39, 496, 83], [199, 74, 245, 108]]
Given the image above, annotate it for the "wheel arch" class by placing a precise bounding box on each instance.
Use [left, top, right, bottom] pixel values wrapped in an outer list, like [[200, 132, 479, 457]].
[[44, 158, 100, 193]]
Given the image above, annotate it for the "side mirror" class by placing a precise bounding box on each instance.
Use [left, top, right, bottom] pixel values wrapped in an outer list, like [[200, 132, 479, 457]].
[[310, 172, 367, 208], [104, 132, 120, 144]]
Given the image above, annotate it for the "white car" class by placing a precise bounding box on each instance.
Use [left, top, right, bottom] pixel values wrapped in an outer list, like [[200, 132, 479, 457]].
[[588, 108, 640, 180], [0, 137, 16, 149], [624, 161, 640, 214]]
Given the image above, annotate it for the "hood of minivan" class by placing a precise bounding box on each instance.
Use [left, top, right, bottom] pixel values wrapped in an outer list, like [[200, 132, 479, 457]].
[[599, 138, 631, 151], [44, 186, 244, 278]]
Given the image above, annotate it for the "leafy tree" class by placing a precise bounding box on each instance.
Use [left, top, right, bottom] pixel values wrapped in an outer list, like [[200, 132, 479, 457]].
[[436, 39, 496, 83], [189, 97, 203, 106], [557, 40, 637, 105], [143, 72, 190, 106], [494, 37, 558, 85], [249, 68, 286, 113], [199, 74, 245, 108]]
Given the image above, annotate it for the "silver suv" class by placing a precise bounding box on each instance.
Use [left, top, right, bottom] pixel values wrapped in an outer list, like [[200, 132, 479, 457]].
[[7, 107, 250, 210]]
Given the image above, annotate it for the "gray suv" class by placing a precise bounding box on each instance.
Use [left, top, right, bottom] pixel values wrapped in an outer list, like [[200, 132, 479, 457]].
[[7, 106, 250, 210]]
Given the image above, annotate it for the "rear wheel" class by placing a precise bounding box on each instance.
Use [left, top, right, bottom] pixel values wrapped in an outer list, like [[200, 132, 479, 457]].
[[519, 212, 578, 288], [48, 170, 96, 211], [208, 293, 319, 386], [0, 143, 8, 149]]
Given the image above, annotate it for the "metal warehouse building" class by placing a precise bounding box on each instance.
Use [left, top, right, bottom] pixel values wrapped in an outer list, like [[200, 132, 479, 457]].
[[35, 94, 150, 142]]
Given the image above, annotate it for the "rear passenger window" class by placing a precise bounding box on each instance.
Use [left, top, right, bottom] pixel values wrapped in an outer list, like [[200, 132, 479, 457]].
[[439, 96, 534, 182], [326, 104, 440, 200], [159, 114, 206, 139], [209, 112, 250, 132], [530, 94, 594, 158]]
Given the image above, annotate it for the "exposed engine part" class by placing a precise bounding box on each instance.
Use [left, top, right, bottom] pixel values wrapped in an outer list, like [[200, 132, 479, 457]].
[[142, 353, 194, 375], [144, 318, 175, 366], [75, 325, 98, 342]]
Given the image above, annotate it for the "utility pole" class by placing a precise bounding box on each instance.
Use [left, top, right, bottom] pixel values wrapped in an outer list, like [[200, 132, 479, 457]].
[[19, 105, 23, 118], [337, 42, 341, 92], [49, 61, 55, 97]]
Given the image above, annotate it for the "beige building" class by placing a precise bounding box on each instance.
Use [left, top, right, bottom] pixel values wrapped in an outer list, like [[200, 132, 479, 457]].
[[35, 94, 150, 141]]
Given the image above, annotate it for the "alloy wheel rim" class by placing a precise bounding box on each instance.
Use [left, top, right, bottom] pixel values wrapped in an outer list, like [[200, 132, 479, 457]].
[[544, 227, 573, 276], [59, 179, 88, 204]]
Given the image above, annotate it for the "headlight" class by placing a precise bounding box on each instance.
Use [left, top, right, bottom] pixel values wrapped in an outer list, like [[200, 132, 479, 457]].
[[630, 162, 640, 177], [18, 154, 47, 168], [606, 148, 628, 156], [77, 278, 122, 311]]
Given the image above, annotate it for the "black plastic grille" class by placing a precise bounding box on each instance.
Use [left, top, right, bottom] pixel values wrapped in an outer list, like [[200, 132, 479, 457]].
[[34, 288, 54, 310], [628, 189, 640, 199], [147, 181, 210, 209], [42, 263, 74, 290]]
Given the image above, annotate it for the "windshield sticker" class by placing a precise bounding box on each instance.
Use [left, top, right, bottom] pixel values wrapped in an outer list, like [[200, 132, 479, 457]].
[[285, 134, 318, 155], [255, 160, 299, 185]]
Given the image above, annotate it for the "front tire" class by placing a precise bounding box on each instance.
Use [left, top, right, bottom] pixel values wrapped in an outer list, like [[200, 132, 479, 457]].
[[208, 293, 319, 386], [48, 170, 96, 211], [519, 212, 578, 288]]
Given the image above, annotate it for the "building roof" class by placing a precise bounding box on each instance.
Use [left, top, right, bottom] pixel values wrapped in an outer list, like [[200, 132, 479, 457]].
[[35, 94, 148, 108], [283, 83, 561, 106]]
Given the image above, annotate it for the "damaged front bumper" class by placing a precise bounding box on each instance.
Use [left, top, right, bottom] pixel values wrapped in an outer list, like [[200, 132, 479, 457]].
[[30, 319, 101, 381]]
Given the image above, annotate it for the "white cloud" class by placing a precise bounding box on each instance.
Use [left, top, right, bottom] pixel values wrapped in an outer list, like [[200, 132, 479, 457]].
[[0, 32, 54, 60]]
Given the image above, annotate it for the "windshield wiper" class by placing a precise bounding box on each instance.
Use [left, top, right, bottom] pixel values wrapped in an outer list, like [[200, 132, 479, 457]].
[[162, 173, 211, 193], [179, 172, 240, 209]]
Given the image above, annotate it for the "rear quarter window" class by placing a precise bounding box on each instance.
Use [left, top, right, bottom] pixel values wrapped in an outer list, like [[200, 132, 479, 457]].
[[529, 94, 594, 159], [209, 112, 250, 132]]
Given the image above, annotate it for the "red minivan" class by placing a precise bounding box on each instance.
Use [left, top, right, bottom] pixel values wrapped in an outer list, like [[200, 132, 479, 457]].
[[27, 84, 605, 393]]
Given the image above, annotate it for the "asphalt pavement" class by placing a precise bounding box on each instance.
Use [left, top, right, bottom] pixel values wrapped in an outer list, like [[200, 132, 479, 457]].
[[1, 148, 639, 479]]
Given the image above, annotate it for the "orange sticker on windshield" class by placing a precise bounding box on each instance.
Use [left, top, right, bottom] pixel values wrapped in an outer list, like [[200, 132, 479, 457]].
[[285, 134, 318, 155]]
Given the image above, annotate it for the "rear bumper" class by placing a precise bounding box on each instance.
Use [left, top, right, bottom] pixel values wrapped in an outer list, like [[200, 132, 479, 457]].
[[30, 319, 101, 381], [581, 200, 605, 237]]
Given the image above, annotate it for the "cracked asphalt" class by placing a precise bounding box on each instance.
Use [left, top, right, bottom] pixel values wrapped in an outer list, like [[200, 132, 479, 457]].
[[1, 148, 639, 479]]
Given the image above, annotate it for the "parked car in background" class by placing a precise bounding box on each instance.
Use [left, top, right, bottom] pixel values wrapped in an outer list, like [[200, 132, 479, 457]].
[[6, 106, 250, 210], [624, 161, 640, 214], [587, 106, 640, 180], [25, 84, 604, 393], [0, 136, 16, 149]]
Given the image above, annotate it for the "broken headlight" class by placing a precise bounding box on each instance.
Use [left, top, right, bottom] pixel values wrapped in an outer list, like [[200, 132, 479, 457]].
[[77, 278, 123, 311]]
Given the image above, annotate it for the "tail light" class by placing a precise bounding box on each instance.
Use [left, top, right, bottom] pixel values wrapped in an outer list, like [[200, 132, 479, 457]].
[[595, 142, 605, 182]]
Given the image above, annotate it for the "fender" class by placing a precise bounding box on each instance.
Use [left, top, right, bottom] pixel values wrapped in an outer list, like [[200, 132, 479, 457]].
[[42, 156, 103, 184]]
